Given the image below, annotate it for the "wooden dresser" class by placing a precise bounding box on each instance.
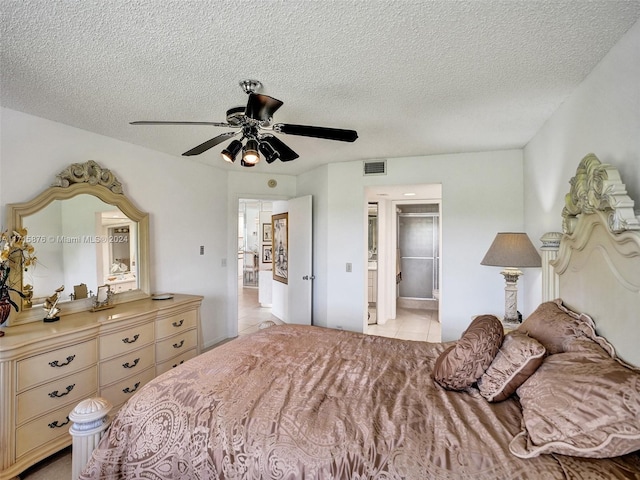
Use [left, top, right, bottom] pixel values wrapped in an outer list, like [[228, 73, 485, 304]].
[[0, 294, 202, 480]]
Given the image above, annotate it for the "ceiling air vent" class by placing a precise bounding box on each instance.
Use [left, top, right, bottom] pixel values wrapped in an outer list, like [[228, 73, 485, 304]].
[[363, 160, 386, 176]]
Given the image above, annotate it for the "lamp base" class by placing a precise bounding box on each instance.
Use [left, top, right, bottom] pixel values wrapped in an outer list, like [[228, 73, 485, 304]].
[[500, 268, 523, 324]]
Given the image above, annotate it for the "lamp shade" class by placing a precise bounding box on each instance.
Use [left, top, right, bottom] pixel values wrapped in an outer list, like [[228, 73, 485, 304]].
[[481, 233, 541, 268]]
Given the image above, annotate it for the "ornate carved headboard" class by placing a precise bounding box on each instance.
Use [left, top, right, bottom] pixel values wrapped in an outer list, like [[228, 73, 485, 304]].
[[542, 154, 640, 367]]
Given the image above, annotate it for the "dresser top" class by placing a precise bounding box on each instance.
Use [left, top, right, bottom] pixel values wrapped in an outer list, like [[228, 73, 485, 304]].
[[0, 294, 203, 355]]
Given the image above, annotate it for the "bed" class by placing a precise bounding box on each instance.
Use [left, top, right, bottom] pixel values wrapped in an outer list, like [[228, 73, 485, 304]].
[[76, 154, 640, 479]]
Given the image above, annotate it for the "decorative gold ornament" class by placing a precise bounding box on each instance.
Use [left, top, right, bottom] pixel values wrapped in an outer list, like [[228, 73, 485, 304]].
[[43, 285, 64, 322]]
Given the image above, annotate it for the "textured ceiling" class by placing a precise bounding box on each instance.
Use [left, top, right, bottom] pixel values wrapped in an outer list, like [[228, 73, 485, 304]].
[[2, 1, 640, 175]]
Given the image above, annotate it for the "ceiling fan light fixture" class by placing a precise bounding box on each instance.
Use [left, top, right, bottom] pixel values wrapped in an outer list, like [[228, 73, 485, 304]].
[[258, 141, 279, 164], [243, 139, 260, 165], [130, 80, 357, 167], [221, 139, 242, 163]]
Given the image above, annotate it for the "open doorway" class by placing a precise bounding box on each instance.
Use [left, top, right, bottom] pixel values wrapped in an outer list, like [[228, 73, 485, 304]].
[[237, 199, 280, 335], [364, 184, 442, 342]]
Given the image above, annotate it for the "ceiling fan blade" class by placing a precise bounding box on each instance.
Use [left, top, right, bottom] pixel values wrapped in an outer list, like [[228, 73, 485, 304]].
[[131, 121, 232, 127], [273, 123, 358, 142], [182, 132, 238, 156], [245, 93, 283, 122], [261, 135, 299, 162]]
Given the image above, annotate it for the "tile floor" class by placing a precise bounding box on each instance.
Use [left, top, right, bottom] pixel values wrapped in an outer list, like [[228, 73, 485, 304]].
[[20, 286, 440, 479], [238, 280, 441, 343], [367, 305, 441, 342], [237, 283, 284, 335]]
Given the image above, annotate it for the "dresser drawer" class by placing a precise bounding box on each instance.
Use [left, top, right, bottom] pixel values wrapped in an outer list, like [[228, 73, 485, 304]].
[[156, 348, 198, 376], [16, 367, 98, 425], [156, 309, 197, 339], [16, 399, 84, 459], [100, 343, 155, 386], [100, 366, 155, 408], [100, 321, 154, 360], [16, 339, 97, 392], [156, 329, 197, 363]]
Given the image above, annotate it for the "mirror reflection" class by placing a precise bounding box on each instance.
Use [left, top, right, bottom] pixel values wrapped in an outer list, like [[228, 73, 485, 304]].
[[22, 194, 139, 307], [368, 202, 378, 262]]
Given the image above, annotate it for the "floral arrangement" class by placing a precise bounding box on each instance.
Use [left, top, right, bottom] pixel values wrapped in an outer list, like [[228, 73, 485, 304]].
[[1, 228, 37, 319]]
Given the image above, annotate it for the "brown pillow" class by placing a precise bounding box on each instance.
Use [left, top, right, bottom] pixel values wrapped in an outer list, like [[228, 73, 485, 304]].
[[517, 299, 615, 356], [432, 315, 504, 390], [477, 331, 545, 402], [510, 344, 640, 459]]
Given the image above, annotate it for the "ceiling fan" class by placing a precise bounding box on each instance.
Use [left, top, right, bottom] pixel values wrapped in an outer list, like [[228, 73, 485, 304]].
[[130, 80, 358, 167]]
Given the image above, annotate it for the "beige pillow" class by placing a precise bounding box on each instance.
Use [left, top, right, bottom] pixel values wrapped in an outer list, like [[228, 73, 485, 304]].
[[517, 299, 615, 356], [477, 331, 545, 402], [510, 343, 640, 459], [432, 315, 503, 390]]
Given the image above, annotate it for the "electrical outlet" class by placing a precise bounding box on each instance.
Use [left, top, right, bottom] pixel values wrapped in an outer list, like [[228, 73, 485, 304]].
[[221, 258, 227, 267], [200, 245, 205, 255], [346, 262, 352, 272]]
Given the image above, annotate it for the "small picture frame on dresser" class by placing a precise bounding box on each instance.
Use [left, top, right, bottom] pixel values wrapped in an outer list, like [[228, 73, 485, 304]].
[[91, 285, 114, 312]]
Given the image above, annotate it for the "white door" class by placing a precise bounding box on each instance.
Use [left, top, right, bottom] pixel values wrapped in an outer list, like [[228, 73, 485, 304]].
[[286, 195, 313, 325]]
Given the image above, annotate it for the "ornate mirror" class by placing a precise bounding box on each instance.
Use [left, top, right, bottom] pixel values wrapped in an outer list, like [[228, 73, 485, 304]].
[[6, 161, 150, 325]]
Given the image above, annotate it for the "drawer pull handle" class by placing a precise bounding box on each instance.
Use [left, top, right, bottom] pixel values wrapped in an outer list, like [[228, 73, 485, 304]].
[[172, 319, 184, 327], [122, 334, 140, 344], [49, 355, 75, 368], [173, 340, 185, 349], [172, 360, 185, 368], [123, 358, 140, 369], [123, 382, 140, 394], [48, 416, 70, 429], [48, 384, 75, 398]]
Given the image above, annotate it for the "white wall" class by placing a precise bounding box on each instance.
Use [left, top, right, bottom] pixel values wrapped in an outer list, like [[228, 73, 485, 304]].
[[299, 149, 525, 341], [0, 108, 230, 348], [523, 19, 640, 312]]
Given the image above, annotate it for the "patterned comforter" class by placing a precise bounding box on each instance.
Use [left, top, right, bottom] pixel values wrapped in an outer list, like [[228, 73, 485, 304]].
[[80, 325, 640, 479]]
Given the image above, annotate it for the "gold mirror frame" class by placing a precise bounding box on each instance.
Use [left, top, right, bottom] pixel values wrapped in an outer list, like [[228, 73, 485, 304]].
[[5, 161, 150, 325]]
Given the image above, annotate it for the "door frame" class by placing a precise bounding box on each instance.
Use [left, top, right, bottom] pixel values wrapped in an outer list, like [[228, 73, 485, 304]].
[[363, 185, 442, 333]]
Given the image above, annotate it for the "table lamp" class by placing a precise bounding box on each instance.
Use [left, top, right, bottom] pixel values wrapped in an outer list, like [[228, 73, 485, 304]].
[[481, 232, 541, 323]]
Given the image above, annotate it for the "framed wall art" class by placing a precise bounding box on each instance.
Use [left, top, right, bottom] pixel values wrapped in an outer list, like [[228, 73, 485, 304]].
[[272, 213, 288, 284], [262, 223, 272, 243], [262, 244, 272, 263]]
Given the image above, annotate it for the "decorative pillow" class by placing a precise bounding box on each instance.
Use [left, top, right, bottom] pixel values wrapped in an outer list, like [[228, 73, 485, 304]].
[[509, 343, 640, 459], [432, 315, 504, 390], [477, 331, 545, 402], [517, 299, 615, 356]]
